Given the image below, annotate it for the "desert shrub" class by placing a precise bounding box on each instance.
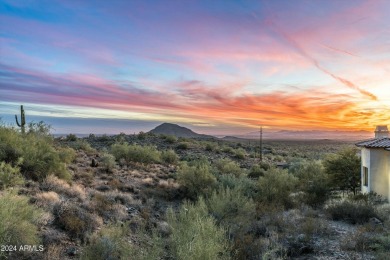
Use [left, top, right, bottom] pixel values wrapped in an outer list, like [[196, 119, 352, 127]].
[[376, 204, 390, 224], [167, 198, 230, 260], [258, 168, 298, 208], [293, 161, 330, 208], [234, 148, 246, 159], [22, 136, 71, 181], [373, 233, 390, 259], [91, 192, 127, 221], [111, 143, 161, 165], [130, 144, 161, 164], [214, 158, 242, 177], [70, 139, 95, 153], [42, 175, 86, 200], [81, 223, 132, 260], [221, 145, 234, 154], [127, 225, 166, 260], [111, 143, 128, 163], [0, 191, 42, 258], [25, 121, 51, 136], [326, 200, 378, 224], [284, 215, 331, 257], [218, 174, 258, 198], [324, 147, 360, 194], [248, 165, 266, 178], [161, 149, 178, 164], [137, 131, 147, 140], [0, 127, 22, 165], [0, 162, 24, 189], [207, 187, 256, 236], [66, 133, 77, 141], [348, 192, 386, 205], [0, 126, 71, 181], [53, 201, 102, 240], [114, 132, 127, 143], [204, 142, 218, 151], [164, 135, 178, 144], [101, 153, 116, 173], [34, 191, 60, 210], [341, 225, 378, 252], [177, 161, 217, 199], [58, 147, 76, 164], [176, 142, 190, 150], [260, 232, 287, 260]]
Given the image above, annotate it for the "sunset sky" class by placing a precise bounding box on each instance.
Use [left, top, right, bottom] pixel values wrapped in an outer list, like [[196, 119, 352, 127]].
[[1, 0, 390, 135]]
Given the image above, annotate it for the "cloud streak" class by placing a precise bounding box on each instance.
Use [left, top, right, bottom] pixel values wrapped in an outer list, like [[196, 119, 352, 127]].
[[265, 19, 377, 101], [0, 64, 379, 131]]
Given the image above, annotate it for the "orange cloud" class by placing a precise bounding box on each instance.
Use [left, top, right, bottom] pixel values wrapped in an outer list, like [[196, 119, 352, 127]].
[[2, 64, 387, 132]]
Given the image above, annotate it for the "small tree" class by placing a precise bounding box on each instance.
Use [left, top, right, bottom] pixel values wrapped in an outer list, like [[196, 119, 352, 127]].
[[324, 147, 360, 195]]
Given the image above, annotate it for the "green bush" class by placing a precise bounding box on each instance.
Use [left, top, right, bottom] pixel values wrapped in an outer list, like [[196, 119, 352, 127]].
[[66, 133, 77, 141], [204, 142, 218, 152], [0, 127, 22, 165], [70, 139, 95, 153], [53, 202, 101, 239], [218, 174, 258, 198], [137, 131, 147, 140], [177, 142, 190, 150], [81, 223, 132, 260], [110, 142, 128, 163], [111, 143, 161, 165], [0, 162, 24, 189], [324, 147, 360, 194], [348, 192, 386, 205], [58, 147, 77, 164], [164, 135, 178, 144], [207, 187, 256, 235], [222, 145, 234, 154], [234, 148, 246, 159], [0, 126, 71, 181], [0, 191, 42, 258], [294, 161, 330, 208], [161, 149, 178, 164], [214, 159, 242, 177], [100, 153, 116, 173], [373, 234, 390, 259], [258, 168, 298, 208], [248, 165, 266, 178], [167, 198, 230, 260], [326, 200, 378, 224], [177, 161, 217, 199], [127, 226, 166, 260]]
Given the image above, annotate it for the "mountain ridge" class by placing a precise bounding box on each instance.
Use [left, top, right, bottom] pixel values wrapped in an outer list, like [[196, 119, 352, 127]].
[[148, 123, 214, 139]]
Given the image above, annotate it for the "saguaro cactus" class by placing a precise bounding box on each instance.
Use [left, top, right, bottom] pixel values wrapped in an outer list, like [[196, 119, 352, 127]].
[[15, 105, 26, 134]]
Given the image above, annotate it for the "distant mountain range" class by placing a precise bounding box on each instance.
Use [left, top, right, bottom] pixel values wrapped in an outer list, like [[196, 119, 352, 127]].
[[149, 123, 214, 139], [149, 123, 373, 140], [240, 129, 373, 140]]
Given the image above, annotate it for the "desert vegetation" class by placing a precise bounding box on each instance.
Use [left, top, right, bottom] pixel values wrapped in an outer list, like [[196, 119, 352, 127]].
[[0, 122, 389, 259]]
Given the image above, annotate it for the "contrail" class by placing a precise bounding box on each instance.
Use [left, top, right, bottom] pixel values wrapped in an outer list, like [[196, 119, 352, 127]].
[[320, 44, 359, 57], [266, 20, 377, 101]]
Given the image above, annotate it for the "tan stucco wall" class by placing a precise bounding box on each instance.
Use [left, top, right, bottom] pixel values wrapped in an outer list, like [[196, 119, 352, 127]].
[[365, 149, 390, 200]]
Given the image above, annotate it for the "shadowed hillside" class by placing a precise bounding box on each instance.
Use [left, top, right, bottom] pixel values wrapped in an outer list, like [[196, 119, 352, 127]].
[[149, 123, 214, 139]]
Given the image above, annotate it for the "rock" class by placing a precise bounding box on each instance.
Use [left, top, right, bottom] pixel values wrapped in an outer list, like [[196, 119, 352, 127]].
[[297, 233, 306, 241], [91, 158, 99, 167], [157, 221, 171, 237], [66, 246, 77, 256], [96, 185, 110, 191], [369, 217, 382, 225]]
